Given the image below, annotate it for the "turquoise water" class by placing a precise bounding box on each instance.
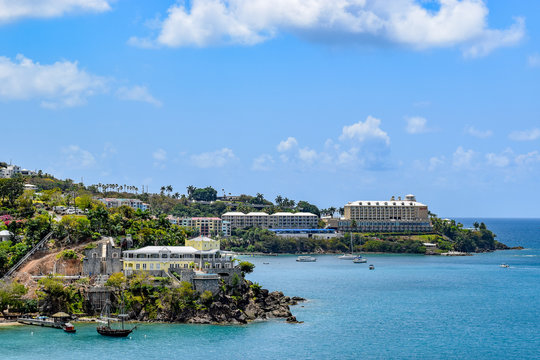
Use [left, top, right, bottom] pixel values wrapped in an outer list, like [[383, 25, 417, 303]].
[[1, 219, 539, 359]]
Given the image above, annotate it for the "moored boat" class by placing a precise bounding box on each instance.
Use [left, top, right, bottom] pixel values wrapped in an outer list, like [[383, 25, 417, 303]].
[[369, 264, 375, 270], [296, 256, 317, 262], [353, 256, 367, 263], [97, 300, 136, 338]]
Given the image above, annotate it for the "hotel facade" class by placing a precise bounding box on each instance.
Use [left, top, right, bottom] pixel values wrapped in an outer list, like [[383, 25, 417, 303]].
[[167, 216, 231, 237], [339, 194, 432, 232], [99, 198, 150, 211], [221, 211, 318, 229]]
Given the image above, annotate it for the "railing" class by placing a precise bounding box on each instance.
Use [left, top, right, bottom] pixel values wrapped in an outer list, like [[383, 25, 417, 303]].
[[2, 231, 53, 280]]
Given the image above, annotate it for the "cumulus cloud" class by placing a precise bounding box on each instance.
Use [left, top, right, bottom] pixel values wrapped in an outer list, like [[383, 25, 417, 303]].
[[405, 116, 429, 134], [0, 54, 159, 108], [486, 152, 510, 167], [0, 54, 106, 108], [340, 116, 390, 145], [509, 128, 540, 141], [465, 125, 493, 138], [515, 151, 540, 166], [134, 0, 524, 57], [252, 154, 274, 171], [191, 148, 236, 168], [116, 86, 162, 107], [298, 147, 317, 164], [0, 0, 112, 23], [277, 137, 298, 152], [153, 148, 167, 162], [453, 146, 475, 168], [61, 145, 96, 168]]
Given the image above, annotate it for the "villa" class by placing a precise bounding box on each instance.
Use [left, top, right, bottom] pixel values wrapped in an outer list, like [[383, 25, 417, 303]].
[[122, 236, 235, 276]]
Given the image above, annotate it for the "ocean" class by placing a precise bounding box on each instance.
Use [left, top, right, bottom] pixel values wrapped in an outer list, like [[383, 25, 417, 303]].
[[1, 218, 538, 359]]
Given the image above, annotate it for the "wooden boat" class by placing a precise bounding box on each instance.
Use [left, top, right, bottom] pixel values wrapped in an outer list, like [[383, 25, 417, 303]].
[[97, 300, 135, 338]]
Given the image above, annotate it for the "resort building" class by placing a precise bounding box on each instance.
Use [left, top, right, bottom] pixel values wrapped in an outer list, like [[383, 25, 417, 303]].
[[122, 236, 235, 276], [167, 216, 231, 237], [340, 194, 433, 232], [98, 198, 150, 211], [221, 211, 318, 229]]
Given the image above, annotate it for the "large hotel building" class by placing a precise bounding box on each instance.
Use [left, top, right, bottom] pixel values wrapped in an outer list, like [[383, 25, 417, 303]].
[[222, 212, 318, 229], [339, 194, 432, 232]]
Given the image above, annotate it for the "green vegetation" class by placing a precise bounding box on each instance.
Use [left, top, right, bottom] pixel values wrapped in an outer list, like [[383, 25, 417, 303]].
[[37, 275, 85, 314], [0, 280, 37, 313]]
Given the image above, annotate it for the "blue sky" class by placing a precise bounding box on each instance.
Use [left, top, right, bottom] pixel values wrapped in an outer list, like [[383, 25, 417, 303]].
[[1, 0, 539, 217]]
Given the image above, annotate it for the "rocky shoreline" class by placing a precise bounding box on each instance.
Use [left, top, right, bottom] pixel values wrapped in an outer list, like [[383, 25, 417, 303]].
[[127, 279, 305, 325]]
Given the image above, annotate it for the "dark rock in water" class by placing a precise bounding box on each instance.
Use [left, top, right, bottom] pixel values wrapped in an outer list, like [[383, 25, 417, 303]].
[[286, 315, 302, 323]]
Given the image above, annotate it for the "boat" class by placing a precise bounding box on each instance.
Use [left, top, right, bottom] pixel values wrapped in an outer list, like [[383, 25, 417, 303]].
[[63, 322, 76, 333], [339, 233, 365, 261], [353, 256, 367, 263], [369, 264, 375, 270], [296, 256, 317, 262], [97, 300, 136, 338], [500, 264, 510, 268]]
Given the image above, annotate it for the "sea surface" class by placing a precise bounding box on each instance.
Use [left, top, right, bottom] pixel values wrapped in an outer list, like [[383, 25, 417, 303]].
[[1, 218, 539, 359]]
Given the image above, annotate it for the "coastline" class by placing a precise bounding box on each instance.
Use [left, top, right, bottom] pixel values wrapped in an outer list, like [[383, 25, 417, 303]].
[[0, 321, 23, 327]]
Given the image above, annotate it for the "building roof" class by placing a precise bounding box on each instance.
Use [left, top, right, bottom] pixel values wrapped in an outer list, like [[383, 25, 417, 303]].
[[192, 217, 221, 220], [222, 212, 246, 216], [346, 200, 427, 207], [124, 246, 219, 255], [188, 236, 218, 242], [247, 212, 268, 216], [0, 230, 13, 236], [272, 212, 317, 216]]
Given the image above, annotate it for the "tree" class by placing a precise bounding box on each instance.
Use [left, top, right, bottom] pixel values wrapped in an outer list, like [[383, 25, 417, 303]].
[[238, 261, 255, 274], [186, 185, 196, 200], [275, 195, 283, 206], [0, 177, 24, 207], [191, 186, 217, 202]]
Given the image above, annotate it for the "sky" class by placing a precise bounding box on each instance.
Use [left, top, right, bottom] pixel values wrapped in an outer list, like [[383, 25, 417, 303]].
[[0, 0, 539, 218]]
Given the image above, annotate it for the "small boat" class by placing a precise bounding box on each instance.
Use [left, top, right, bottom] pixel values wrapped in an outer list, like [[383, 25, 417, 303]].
[[353, 256, 367, 263], [296, 256, 317, 262], [263, 262, 270, 265], [63, 322, 76, 333], [500, 264, 509, 268], [338, 254, 357, 260], [369, 264, 375, 270], [97, 300, 136, 338]]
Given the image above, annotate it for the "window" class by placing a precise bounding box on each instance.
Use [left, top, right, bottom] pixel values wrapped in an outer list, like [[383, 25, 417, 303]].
[[136, 264, 140, 270], [157, 264, 160, 270], [142, 264, 147, 270], [150, 263, 154, 270], [112, 253, 118, 258], [92, 253, 98, 258]]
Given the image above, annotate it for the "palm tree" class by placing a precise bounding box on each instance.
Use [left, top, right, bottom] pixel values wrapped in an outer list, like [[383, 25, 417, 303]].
[[166, 185, 173, 197], [275, 195, 283, 206], [160, 186, 166, 196], [186, 185, 196, 200]]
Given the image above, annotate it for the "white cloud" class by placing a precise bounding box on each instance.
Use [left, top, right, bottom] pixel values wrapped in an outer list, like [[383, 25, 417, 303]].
[[153, 148, 167, 161], [298, 147, 317, 164], [252, 154, 274, 171], [0, 0, 112, 23], [136, 0, 524, 57], [405, 116, 429, 134], [529, 54, 540, 68], [0, 54, 160, 108], [340, 116, 390, 145], [453, 146, 475, 168], [0, 54, 107, 108], [486, 153, 510, 168], [515, 151, 540, 166], [465, 125, 493, 138], [277, 137, 298, 152], [61, 145, 95, 168], [191, 148, 236, 168], [428, 156, 445, 171], [116, 86, 162, 107], [509, 128, 540, 141]]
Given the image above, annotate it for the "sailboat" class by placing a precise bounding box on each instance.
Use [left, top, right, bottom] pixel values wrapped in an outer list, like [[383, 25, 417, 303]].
[[338, 233, 357, 260], [97, 299, 136, 337]]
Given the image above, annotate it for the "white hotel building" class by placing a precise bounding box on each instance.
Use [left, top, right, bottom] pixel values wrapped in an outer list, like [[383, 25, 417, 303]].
[[339, 194, 433, 232], [222, 211, 318, 229]]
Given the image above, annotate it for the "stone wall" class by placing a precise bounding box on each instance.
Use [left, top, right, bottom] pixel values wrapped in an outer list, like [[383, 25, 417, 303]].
[[82, 242, 122, 276]]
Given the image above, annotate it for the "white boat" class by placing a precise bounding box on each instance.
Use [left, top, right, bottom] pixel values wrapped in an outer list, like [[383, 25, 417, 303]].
[[500, 264, 509, 268], [338, 254, 357, 260], [296, 256, 317, 262], [353, 256, 367, 263]]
